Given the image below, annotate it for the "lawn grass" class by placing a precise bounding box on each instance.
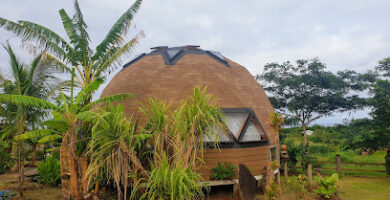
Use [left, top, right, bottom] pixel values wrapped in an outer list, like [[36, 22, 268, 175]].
[[315, 151, 386, 164], [338, 176, 390, 200]]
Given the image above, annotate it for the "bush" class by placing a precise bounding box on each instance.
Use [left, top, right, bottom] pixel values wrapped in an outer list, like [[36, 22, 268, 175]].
[[287, 175, 307, 200], [0, 150, 11, 174], [37, 154, 61, 185], [142, 155, 205, 200], [210, 162, 238, 180], [314, 173, 339, 199], [265, 182, 279, 200]]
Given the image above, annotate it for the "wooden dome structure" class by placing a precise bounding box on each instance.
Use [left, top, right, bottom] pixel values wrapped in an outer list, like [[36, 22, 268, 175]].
[[101, 45, 279, 180]]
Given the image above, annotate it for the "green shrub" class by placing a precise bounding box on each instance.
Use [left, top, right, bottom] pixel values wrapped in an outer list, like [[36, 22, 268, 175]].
[[142, 155, 205, 200], [287, 175, 307, 200], [37, 154, 61, 185], [265, 182, 279, 200], [210, 162, 238, 180], [314, 173, 339, 199], [0, 150, 11, 174]]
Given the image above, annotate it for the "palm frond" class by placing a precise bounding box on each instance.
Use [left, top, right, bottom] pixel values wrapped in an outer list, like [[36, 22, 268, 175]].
[[44, 119, 69, 132], [73, 77, 104, 105], [93, 0, 143, 61], [0, 94, 60, 112], [73, 0, 91, 66], [45, 80, 74, 99], [59, 9, 79, 51], [29, 53, 44, 82], [2, 42, 23, 84], [18, 20, 72, 51], [95, 32, 143, 77], [76, 110, 109, 128], [14, 129, 56, 141], [41, 52, 72, 73], [0, 17, 69, 60], [38, 134, 62, 144], [80, 93, 133, 112]]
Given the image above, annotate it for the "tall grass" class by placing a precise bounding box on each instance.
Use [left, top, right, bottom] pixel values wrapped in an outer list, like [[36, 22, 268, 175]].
[[141, 153, 205, 200]]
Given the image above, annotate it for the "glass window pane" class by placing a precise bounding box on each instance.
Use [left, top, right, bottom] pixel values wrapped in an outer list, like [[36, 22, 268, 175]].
[[241, 121, 261, 142], [224, 112, 248, 138], [204, 125, 232, 143]]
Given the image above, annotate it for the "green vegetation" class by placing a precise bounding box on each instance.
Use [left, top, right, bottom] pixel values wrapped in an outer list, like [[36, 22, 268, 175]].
[[314, 173, 339, 199], [256, 59, 370, 144], [1, 0, 390, 199], [210, 162, 238, 180], [142, 154, 205, 200], [37, 155, 61, 185]]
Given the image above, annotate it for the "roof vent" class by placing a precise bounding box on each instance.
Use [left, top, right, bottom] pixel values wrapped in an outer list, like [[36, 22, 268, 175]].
[[186, 45, 200, 50], [150, 46, 168, 51]]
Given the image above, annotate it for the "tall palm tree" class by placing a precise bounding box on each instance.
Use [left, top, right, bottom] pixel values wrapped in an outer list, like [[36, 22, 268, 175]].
[[0, 0, 143, 90], [0, 43, 66, 196], [0, 74, 133, 199]]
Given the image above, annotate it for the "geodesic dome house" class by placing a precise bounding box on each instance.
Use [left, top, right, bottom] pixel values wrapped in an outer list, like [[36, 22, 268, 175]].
[[101, 45, 279, 180]]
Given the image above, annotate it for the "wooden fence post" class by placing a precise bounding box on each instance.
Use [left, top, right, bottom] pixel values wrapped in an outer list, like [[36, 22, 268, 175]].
[[308, 162, 313, 192], [336, 154, 342, 174], [385, 150, 390, 176], [284, 161, 288, 179]]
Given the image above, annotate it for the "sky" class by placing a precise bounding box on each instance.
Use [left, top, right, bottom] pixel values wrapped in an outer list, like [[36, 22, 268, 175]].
[[1, 0, 390, 126]]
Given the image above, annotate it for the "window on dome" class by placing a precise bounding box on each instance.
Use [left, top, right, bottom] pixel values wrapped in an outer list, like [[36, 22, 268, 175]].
[[204, 108, 267, 145]]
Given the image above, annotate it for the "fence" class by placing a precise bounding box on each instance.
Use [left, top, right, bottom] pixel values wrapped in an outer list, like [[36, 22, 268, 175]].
[[314, 155, 388, 176]]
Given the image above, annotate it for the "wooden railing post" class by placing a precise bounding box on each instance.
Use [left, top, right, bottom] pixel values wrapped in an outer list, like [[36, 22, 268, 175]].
[[336, 154, 342, 174]]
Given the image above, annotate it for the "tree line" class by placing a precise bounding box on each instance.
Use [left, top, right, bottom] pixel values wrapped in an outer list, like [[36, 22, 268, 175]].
[[256, 58, 390, 150]]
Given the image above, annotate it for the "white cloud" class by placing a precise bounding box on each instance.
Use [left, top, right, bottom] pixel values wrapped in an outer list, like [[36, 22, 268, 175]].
[[1, 0, 390, 124]]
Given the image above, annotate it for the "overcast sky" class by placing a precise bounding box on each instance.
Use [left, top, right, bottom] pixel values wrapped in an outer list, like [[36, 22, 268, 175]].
[[1, 0, 389, 125]]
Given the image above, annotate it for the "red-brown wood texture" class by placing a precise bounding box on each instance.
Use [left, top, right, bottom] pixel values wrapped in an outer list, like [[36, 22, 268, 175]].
[[101, 51, 279, 180]]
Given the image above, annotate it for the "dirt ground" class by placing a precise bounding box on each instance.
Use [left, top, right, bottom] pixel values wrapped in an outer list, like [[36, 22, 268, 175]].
[[1, 170, 389, 200]]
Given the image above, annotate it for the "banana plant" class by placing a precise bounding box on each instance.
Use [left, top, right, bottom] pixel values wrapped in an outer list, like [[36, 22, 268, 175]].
[[0, 0, 143, 90], [0, 70, 133, 199], [314, 173, 339, 199]]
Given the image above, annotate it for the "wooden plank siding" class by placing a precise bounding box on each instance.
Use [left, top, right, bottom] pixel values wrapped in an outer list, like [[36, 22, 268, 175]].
[[199, 145, 271, 180]]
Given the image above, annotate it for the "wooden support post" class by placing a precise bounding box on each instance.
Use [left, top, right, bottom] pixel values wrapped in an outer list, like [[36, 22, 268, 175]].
[[277, 171, 281, 198], [308, 162, 313, 192], [233, 183, 239, 198], [284, 161, 288, 179], [336, 154, 342, 174]]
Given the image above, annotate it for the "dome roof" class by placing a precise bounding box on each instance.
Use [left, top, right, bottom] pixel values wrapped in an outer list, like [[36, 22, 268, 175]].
[[101, 45, 277, 147]]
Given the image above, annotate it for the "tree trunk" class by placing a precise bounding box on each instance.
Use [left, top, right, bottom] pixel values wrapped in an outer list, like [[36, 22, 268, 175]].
[[385, 150, 390, 176], [31, 144, 38, 167], [79, 156, 89, 195], [303, 123, 307, 145], [60, 136, 71, 200], [17, 140, 24, 197], [68, 125, 80, 199], [10, 141, 18, 172]]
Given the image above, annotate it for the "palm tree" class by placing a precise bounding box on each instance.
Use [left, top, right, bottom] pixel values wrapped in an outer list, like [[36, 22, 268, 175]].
[[0, 73, 133, 199], [0, 43, 66, 196], [0, 0, 143, 90]]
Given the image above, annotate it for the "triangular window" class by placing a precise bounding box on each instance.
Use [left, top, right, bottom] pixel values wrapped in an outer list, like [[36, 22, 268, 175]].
[[204, 108, 268, 145]]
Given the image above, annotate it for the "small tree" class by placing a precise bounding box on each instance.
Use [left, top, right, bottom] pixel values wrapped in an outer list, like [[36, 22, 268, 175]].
[[369, 57, 390, 149], [0, 72, 132, 199], [257, 59, 365, 144]]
